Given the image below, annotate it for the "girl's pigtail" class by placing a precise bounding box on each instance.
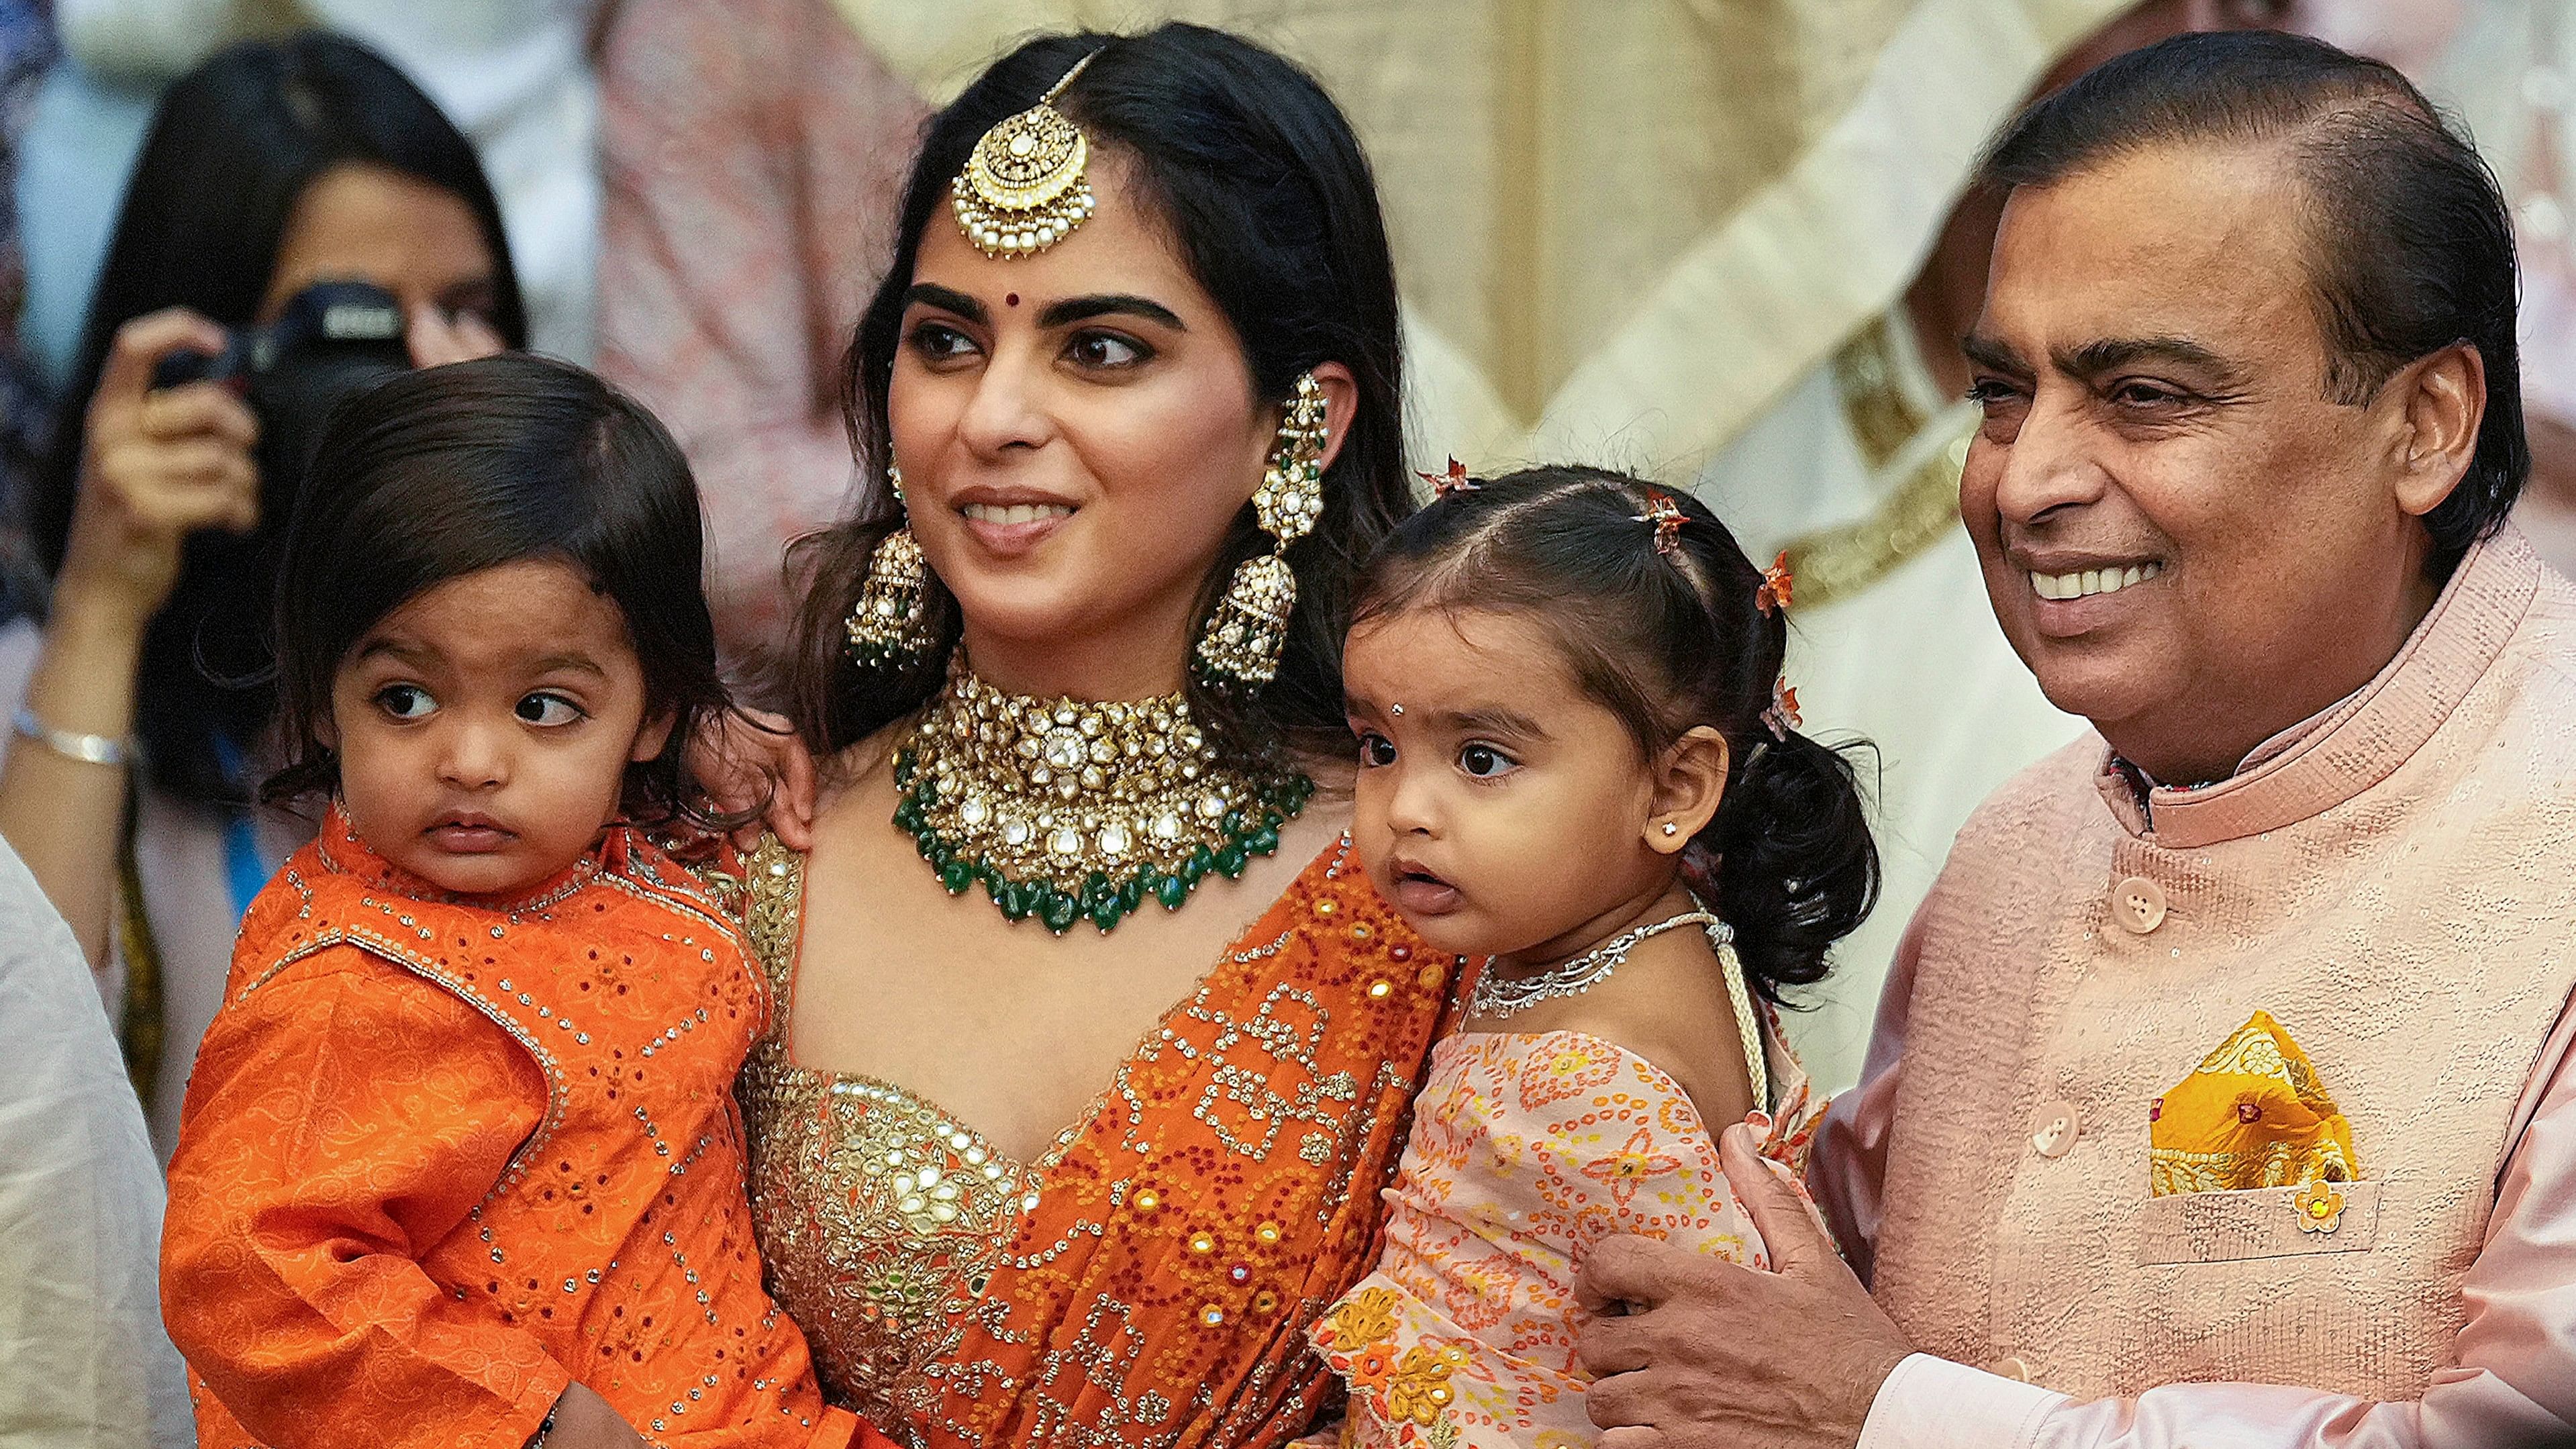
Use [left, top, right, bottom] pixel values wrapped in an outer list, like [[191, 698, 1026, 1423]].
[[1697, 728, 1877, 1001]]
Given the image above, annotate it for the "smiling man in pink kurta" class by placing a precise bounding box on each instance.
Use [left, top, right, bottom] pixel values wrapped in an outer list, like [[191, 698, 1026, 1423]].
[[1569, 30, 2576, 1449]]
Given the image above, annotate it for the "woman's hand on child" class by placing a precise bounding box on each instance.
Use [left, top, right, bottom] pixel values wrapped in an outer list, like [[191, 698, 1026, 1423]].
[[61, 309, 261, 636], [537, 1383, 651, 1449], [688, 706, 817, 851], [1572, 1121, 1914, 1449]]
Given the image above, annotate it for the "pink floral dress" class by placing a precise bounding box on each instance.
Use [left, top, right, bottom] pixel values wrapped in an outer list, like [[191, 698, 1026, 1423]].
[[1307, 1021, 1820, 1448]]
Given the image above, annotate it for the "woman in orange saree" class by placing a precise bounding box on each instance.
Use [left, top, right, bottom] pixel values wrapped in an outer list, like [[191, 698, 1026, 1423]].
[[726, 25, 1455, 1449]]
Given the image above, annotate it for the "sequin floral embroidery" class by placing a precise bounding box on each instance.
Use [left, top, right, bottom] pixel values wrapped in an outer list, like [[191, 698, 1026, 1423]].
[[1308, 1029, 1823, 1448], [734, 834, 1465, 1448]]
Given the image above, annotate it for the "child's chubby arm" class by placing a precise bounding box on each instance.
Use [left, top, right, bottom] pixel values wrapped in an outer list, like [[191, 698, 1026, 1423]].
[[159, 944, 640, 1449]]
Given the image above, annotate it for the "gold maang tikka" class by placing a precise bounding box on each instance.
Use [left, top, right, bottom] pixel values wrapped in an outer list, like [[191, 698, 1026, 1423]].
[[953, 50, 1103, 260], [1196, 372, 1328, 686]]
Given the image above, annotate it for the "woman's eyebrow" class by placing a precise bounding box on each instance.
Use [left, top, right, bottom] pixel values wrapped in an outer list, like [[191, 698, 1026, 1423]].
[[1037, 294, 1187, 331], [905, 283, 989, 324], [437, 277, 499, 310]]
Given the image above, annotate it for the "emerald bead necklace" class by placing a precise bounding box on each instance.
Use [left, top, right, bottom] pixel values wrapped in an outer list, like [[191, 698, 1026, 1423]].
[[893, 656, 1312, 934]]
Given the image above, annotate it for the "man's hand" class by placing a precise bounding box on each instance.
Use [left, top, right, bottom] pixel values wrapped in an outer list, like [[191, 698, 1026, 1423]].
[[1575, 1122, 1914, 1449]]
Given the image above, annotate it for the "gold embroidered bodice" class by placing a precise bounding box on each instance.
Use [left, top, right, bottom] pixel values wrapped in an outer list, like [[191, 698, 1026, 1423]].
[[733, 839, 1080, 1433]]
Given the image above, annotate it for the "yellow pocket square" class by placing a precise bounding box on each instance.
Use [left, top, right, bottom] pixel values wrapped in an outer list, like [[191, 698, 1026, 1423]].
[[2148, 1011, 2358, 1199]]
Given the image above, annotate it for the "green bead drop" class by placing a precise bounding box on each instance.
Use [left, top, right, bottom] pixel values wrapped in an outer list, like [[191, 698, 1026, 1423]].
[[1038, 891, 1080, 934]]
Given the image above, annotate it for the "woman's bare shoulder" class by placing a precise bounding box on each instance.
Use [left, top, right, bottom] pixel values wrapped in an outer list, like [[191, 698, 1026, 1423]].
[[813, 717, 908, 819]]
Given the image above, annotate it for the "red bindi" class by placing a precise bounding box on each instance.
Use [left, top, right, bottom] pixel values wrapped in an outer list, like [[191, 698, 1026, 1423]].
[[1005, 293, 1020, 307]]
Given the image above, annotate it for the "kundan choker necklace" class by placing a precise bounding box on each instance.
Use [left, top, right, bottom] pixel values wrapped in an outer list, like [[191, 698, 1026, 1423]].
[[893, 654, 1313, 934]]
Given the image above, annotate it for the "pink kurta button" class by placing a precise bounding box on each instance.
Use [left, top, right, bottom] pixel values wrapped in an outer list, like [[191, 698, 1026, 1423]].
[[2112, 875, 2167, 934], [2030, 1100, 2082, 1158]]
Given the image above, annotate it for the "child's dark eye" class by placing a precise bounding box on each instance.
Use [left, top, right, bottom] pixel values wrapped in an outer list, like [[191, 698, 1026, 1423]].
[[375, 684, 435, 721], [516, 693, 586, 727], [1457, 743, 1518, 779], [1356, 731, 1397, 768]]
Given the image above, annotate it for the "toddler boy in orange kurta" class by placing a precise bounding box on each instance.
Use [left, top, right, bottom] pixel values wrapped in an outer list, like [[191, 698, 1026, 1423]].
[[162, 809, 858, 1449]]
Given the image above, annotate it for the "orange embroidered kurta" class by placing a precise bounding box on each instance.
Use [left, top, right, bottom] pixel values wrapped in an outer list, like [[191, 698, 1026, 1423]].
[[736, 833, 1469, 1448], [162, 807, 858, 1449]]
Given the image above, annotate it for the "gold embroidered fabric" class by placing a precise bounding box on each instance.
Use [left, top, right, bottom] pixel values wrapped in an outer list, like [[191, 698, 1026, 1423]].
[[730, 832, 1462, 1449], [734, 840, 1058, 1432], [2148, 1010, 2359, 1197], [1777, 315, 1969, 611]]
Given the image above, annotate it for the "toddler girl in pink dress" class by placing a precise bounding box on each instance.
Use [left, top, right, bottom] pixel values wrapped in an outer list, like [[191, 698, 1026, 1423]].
[[1313, 465, 1879, 1447]]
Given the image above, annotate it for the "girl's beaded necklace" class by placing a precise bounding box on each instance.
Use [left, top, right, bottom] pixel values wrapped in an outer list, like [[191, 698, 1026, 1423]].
[[1472, 903, 1769, 1111]]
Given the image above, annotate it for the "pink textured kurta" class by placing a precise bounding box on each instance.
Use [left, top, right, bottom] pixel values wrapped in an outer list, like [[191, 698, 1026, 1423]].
[[1814, 528, 2576, 1448], [1310, 1028, 1822, 1448]]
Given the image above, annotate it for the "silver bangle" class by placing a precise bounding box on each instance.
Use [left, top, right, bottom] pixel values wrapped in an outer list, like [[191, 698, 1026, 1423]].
[[13, 707, 131, 767]]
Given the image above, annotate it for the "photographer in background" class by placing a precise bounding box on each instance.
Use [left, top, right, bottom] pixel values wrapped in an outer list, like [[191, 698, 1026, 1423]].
[[0, 31, 521, 1154]]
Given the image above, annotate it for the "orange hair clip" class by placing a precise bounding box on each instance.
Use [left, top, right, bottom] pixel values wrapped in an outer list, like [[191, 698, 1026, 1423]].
[[1756, 551, 1794, 615], [1420, 456, 1478, 499], [1762, 677, 1802, 740], [1634, 489, 1686, 556]]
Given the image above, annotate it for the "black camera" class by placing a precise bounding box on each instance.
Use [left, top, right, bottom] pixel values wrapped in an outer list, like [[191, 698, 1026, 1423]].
[[150, 279, 413, 502]]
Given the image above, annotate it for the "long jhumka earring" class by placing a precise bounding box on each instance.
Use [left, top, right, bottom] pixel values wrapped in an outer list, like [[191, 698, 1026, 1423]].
[[1196, 371, 1328, 686], [844, 465, 938, 667], [953, 50, 1103, 258]]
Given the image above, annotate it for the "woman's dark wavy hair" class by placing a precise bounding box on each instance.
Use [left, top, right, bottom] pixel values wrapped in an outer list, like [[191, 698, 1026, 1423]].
[[1353, 466, 1881, 1003], [1981, 30, 2523, 576], [34, 34, 526, 803], [786, 23, 1409, 768], [264, 355, 730, 832]]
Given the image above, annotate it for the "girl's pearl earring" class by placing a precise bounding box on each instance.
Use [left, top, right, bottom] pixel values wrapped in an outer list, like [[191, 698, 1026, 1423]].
[[1661, 823, 1680, 837]]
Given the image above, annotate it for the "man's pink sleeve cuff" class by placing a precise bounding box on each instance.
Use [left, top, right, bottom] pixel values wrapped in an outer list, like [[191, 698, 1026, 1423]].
[[1858, 1353, 2069, 1449]]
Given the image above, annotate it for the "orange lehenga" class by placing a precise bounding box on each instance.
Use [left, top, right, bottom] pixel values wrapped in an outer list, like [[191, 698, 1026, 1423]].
[[162, 808, 852, 1449], [733, 833, 1466, 1449]]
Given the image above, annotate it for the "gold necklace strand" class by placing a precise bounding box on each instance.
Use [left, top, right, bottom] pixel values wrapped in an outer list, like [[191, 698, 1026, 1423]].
[[1473, 906, 1768, 1111], [892, 656, 1311, 934]]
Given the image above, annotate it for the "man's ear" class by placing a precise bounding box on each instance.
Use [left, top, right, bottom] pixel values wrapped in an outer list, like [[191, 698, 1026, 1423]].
[[1645, 726, 1730, 854], [2384, 340, 2485, 519], [631, 708, 677, 764]]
